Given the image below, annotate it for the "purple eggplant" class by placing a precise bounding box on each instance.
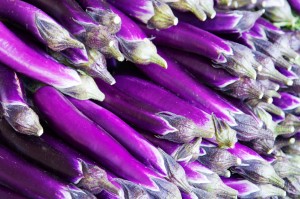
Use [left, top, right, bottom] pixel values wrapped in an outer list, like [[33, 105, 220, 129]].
[[0, 144, 95, 199], [163, 48, 263, 100], [227, 143, 285, 188], [69, 98, 192, 192], [273, 92, 300, 111], [223, 177, 286, 198], [96, 78, 208, 144], [85, 3, 166, 67], [0, 65, 42, 136], [0, 120, 120, 195], [24, 0, 124, 60], [178, 10, 263, 33], [108, 0, 178, 29], [0, 21, 81, 89], [33, 86, 181, 198], [0, 0, 84, 52], [288, 0, 300, 14], [76, 0, 122, 34]]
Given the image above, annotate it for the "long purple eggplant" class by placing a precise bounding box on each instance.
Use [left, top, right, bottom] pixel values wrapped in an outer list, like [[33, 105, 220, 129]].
[[0, 65, 42, 136], [227, 143, 285, 188], [162, 48, 263, 100], [85, 3, 167, 67], [24, 0, 124, 60], [0, 185, 27, 199], [143, 23, 259, 79], [96, 78, 208, 144], [136, 51, 263, 143], [108, 0, 178, 29], [177, 9, 263, 33], [33, 86, 181, 198], [0, 21, 81, 90], [69, 98, 192, 192], [0, 0, 84, 52], [0, 119, 120, 195], [223, 177, 286, 198], [114, 74, 238, 148], [0, 144, 95, 199]]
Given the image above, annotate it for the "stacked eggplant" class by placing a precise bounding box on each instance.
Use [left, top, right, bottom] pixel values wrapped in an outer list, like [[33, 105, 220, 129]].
[[0, 0, 300, 198]]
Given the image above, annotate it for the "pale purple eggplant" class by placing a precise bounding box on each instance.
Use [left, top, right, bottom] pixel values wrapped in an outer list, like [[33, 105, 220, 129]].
[[0, 65, 42, 136], [227, 143, 285, 188], [142, 133, 203, 163], [33, 86, 181, 198], [0, 21, 81, 89], [96, 78, 206, 144], [24, 0, 124, 60], [223, 178, 286, 198], [264, 0, 298, 28], [108, 0, 178, 29], [178, 10, 263, 33], [273, 92, 300, 111], [0, 144, 95, 199], [0, 0, 84, 52], [163, 48, 263, 100], [69, 98, 192, 192], [0, 120, 119, 195], [76, 0, 122, 34], [0, 185, 27, 199]]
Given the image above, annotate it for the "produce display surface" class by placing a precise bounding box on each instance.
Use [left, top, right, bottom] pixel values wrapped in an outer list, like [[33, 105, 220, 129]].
[[1, 0, 300, 198]]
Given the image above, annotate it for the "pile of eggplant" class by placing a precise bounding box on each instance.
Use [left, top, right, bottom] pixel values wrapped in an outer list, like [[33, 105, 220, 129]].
[[1, 0, 300, 198]]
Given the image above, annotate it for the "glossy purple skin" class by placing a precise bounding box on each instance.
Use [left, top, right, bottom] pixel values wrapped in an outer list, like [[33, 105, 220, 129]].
[[222, 177, 259, 197], [227, 142, 265, 161], [142, 22, 232, 63], [95, 79, 176, 136], [114, 75, 213, 127], [288, 0, 300, 14], [256, 18, 283, 33], [273, 92, 300, 110], [0, 144, 88, 199], [33, 86, 157, 188], [0, 65, 25, 104], [162, 48, 239, 88], [250, 23, 267, 39], [0, 120, 83, 183], [24, 0, 97, 35], [69, 98, 167, 175], [180, 163, 210, 184], [0, 22, 81, 89], [0, 0, 58, 45], [108, 0, 153, 24], [177, 10, 258, 33], [277, 67, 298, 79], [0, 185, 27, 199], [137, 51, 242, 126]]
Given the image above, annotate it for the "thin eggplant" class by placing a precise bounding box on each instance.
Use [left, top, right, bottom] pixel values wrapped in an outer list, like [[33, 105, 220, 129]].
[[33, 86, 181, 198], [0, 185, 27, 199], [177, 10, 263, 33], [273, 92, 300, 111], [0, 65, 42, 136], [0, 144, 95, 199], [108, 0, 178, 29], [0, 21, 81, 89], [288, 0, 300, 15], [69, 98, 192, 192], [0, 0, 84, 51], [163, 48, 263, 100], [24, 0, 123, 60], [0, 120, 120, 195]]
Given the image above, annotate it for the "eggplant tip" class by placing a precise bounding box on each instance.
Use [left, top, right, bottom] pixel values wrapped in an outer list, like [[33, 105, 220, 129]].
[[173, 18, 179, 26], [257, 65, 263, 72], [251, 0, 257, 3], [287, 80, 293, 86], [236, 158, 242, 165], [113, 16, 121, 24], [36, 128, 44, 137], [266, 97, 273, 104], [267, 148, 274, 154], [210, 11, 216, 19], [224, 170, 231, 178], [258, 92, 264, 100], [289, 138, 296, 144]]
